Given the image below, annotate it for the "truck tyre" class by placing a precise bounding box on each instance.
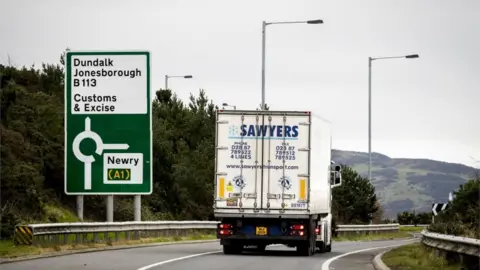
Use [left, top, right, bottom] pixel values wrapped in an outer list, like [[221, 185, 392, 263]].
[[316, 241, 325, 253], [297, 226, 315, 256], [325, 243, 332, 252], [296, 243, 312, 256]]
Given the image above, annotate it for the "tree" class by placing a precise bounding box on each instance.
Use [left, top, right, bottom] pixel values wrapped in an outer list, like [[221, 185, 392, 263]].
[[397, 211, 415, 225], [331, 164, 378, 224]]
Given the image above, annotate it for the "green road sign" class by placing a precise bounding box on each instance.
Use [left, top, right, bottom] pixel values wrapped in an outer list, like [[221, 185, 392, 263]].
[[64, 51, 152, 195]]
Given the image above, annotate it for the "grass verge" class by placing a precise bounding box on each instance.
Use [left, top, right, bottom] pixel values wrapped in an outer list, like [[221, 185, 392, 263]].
[[333, 230, 413, 242], [399, 226, 425, 233], [382, 242, 462, 270], [0, 234, 216, 259]]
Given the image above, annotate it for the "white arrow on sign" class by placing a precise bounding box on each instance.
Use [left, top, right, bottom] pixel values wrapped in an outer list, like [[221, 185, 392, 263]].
[[432, 203, 438, 216], [72, 117, 129, 190]]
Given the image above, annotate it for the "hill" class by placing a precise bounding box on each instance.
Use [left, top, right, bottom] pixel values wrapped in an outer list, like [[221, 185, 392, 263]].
[[331, 149, 477, 218]]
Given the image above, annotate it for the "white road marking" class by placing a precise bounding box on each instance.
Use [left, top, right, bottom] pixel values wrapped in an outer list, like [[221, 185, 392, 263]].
[[136, 244, 285, 270], [321, 240, 416, 270], [136, 250, 221, 270]]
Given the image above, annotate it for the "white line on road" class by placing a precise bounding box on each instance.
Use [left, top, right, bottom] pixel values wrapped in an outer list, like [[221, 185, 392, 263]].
[[136, 250, 221, 270], [321, 240, 416, 270], [135, 244, 284, 270]]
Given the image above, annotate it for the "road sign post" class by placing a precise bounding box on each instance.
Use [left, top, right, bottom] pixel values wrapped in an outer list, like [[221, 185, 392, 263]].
[[65, 51, 152, 195]]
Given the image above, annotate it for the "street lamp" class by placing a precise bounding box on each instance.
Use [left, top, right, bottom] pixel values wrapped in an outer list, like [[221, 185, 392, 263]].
[[261, 19, 323, 110], [222, 103, 236, 110], [165, 74, 193, 89], [368, 54, 419, 181]]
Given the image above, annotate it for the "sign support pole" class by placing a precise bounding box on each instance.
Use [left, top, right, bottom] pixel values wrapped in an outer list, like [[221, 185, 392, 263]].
[[134, 195, 141, 221], [76, 195, 84, 221], [107, 195, 114, 222]]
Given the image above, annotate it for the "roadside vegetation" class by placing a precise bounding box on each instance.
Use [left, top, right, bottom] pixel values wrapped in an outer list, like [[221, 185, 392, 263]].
[[399, 226, 424, 233], [428, 176, 480, 239], [333, 230, 413, 242], [383, 175, 479, 270], [396, 211, 433, 226], [382, 242, 462, 270], [0, 233, 216, 259]]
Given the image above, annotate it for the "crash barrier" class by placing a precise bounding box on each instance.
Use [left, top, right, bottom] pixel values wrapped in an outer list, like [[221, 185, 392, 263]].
[[335, 223, 400, 236], [13, 221, 400, 246], [421, 230, 480, 268]]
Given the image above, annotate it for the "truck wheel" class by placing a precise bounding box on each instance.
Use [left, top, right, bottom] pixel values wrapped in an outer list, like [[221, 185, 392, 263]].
[[316, 241, 325, 253], [297, 235, 315, 256], [325, 243, 332, 252], [296, 244, 312, 256]]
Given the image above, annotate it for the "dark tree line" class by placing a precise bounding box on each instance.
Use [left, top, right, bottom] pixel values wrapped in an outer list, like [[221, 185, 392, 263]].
[[1, 54, 381, 239], [396, 211, 432, 225]]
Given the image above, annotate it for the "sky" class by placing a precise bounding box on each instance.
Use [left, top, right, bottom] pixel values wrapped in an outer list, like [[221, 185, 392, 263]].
[[1, 0, 479, 167]]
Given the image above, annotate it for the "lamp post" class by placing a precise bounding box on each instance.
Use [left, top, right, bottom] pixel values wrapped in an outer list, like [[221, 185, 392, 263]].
[[222, 103, 236, 110], [165, 74, 193, 89], [261, 19, 323, 110], [368, 54, 419, 181]]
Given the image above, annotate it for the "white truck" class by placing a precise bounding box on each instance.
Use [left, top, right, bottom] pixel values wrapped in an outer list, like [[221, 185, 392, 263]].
[[213, 109, 342, 256]]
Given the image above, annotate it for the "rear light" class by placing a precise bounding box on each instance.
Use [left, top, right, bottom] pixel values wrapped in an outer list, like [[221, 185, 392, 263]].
[[289, 230, 305, 236], [218, 223, 234, 236], [315, 227, 320, 235], [219, 223, 233, 229], [290, 224, 304, 230], [289, 223, 306, 236], [219, 229, 233, 235]]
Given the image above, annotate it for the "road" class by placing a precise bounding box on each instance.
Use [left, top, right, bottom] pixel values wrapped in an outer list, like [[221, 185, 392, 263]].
[[2, 239, 417, 270]]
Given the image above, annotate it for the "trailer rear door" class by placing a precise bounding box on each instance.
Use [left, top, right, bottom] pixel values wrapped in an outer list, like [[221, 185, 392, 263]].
[[261, 112, 311, 211]]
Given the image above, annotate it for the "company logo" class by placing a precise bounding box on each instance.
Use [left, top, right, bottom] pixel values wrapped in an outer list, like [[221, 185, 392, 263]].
[[233, 175, 246, 189], [279, 176, 292, 190], [228, 124, 299, 140]]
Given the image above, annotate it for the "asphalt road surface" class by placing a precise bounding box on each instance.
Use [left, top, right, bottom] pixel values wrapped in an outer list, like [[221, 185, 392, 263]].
[[2, 239, 417, 270]]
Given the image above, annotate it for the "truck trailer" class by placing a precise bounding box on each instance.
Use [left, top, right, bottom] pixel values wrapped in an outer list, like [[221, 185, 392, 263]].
[[213, 109, 342, 256]]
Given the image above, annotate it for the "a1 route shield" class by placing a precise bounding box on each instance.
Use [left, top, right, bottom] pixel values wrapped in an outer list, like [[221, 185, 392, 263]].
[[64, 51, 152, 195]]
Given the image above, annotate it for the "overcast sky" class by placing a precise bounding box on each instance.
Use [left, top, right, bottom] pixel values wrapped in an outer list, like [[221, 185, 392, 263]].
[[1, 0, 479, 167]]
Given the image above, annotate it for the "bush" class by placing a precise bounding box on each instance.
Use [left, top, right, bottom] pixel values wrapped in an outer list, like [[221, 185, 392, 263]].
[[428, 178, 479, 238]]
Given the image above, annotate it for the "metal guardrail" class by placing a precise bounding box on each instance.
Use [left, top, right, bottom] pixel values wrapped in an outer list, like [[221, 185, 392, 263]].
[[13, 221, 400, 246], [421, 230, 480, 258], [14, 221, 218, 246], [400, 224, 429, 227], [336, 223, 399, 236]]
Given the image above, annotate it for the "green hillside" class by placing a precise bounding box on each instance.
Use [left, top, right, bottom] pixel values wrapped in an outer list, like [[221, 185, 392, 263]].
[[332, 149, 477, 218]]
